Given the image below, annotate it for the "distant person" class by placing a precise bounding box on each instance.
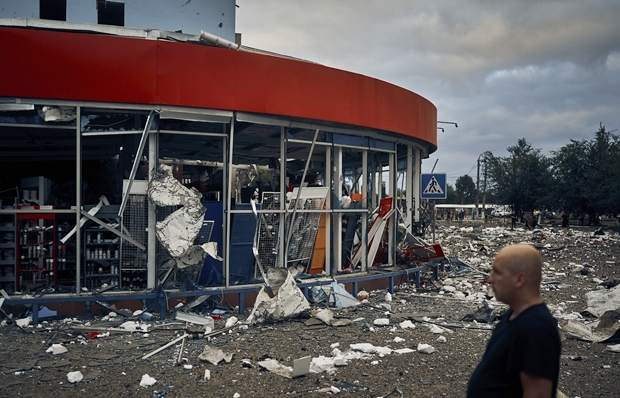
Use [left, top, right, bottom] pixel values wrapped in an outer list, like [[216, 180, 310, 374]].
[[561, 211, 569, 232], [467, 244, 561, 398], [526, 216, 538, 229], [511, 211, 517, 230]]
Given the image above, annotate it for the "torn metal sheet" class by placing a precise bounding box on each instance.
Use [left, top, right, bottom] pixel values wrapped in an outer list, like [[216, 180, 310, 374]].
[[562, 318, 620, 343], [331, 281, 360, 308], [148, 164, 222, 270], [39, 106, 76, 122], [257, 358, 293, 378], [148, 164, 202, 207], [157, 206, 206, 257], [247, 271, 310, 323], [584, 285, 620, 318], [174, 245, 207, 269], [198, 345, 234, 365], [267, 268, 288, 291]]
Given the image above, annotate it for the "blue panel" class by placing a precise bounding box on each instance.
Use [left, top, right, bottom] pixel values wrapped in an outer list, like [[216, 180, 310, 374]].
[[229, 203, 259, 284], [332, 133, 368, 147], [421, 173, 447, 199], [369, 138, 394, 152], [198, 201, 223, 286]]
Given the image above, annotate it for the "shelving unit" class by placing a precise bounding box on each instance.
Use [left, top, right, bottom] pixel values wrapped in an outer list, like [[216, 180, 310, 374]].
[[16, 210, 57, 292], [55, 216, 77, 288], [0, 212, 16, 293], [83, 227, 120, 290]]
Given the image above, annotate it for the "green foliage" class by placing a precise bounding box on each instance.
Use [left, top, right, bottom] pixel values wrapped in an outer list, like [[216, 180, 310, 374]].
[[455, 175, 476, 204], [480, 124, 618, 224], [437, 183, 457, 204], [486, 138, 552, 215], [549, 124, 620, 222]]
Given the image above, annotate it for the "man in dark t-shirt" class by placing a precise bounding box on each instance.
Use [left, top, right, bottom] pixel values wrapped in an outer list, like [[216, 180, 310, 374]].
[[467, 244, 561, 398]]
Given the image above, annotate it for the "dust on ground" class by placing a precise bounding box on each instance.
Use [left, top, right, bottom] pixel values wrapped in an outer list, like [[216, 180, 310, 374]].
[[1, 223, 619, 397]]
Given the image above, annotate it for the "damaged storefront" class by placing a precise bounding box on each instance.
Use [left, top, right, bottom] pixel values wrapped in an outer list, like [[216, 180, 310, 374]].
[[0, 20, 440, 315]]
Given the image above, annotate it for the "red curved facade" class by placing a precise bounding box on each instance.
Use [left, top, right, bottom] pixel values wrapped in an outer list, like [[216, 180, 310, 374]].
[[0, 26, 437, 149]]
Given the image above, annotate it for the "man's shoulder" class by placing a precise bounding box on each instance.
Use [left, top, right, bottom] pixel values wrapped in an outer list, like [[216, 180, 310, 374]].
[[515, 304, 559, 335]]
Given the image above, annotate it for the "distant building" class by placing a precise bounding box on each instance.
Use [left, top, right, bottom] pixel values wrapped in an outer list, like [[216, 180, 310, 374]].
[[2, 0, 235, 39]]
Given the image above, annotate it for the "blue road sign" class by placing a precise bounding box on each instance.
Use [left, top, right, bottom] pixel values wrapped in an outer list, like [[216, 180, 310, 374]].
[[421, 173, 447, 199]]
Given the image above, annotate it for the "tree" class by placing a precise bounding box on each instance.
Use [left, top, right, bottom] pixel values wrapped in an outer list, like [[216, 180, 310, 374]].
[[437, 184, 457, 204], [582, 124, 620, 221], [455, 175, 476, 204], [551, 139, 588, 216], [551, 124, 620, 224], [487, 138, 552, 216]]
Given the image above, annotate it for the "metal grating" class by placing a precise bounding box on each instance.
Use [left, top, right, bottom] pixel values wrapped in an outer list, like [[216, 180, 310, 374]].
[[285, 193, 326, 267], [195, 220, 214, 244], [120, 194, 148, 271], [255, 188, 327, 270], [255, 192, 282, 269]]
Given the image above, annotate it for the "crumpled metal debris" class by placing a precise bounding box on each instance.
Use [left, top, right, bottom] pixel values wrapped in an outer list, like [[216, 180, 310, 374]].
[[584, 285, 620, 317], [247, 270, 310, 323], [39, 106, 77, 122], [198, 345, 234, 365], [148, 164, 222, 269], [258, 358, 294, 378], [331, 281, 360, 308]]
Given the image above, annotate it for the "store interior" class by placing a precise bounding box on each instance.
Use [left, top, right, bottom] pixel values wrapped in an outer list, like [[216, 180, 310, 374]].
[[0, 104, 424, 296]]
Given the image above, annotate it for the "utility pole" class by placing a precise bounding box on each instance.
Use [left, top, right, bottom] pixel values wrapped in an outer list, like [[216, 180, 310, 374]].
[[482, 155, 488, 221], [474, 154, 481, 220]]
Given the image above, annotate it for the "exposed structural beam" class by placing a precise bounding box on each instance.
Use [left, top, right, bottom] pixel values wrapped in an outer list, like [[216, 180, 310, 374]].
[[80, 210, 145, 251], [333, 145, 343, 272], [147, 129, 158, 289], [76, 106, 82, 293], [118, 110, 156, 217], [224, 115, 235, 287], [285, 129, 320, 254]]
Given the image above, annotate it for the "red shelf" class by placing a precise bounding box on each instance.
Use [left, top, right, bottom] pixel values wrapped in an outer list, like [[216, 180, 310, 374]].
[[16, 212, 57, 291]]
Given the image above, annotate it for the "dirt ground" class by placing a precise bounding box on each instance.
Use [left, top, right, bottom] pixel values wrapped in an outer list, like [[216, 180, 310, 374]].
[[1, 222, 619, 397]]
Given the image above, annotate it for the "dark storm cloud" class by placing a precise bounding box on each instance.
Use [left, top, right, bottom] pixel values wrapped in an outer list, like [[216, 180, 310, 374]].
[[236, 0, 620, 180]]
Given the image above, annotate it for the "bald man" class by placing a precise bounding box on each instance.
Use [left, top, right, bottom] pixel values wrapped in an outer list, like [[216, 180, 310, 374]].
[[467, 244, 561, 398]]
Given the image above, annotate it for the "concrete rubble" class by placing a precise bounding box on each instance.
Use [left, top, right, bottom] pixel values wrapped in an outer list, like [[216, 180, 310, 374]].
[[1, 222, 619, 396]]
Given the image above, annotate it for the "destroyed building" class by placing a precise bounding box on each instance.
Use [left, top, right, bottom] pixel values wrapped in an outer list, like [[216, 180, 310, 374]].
[[0, 1, 440, 320]]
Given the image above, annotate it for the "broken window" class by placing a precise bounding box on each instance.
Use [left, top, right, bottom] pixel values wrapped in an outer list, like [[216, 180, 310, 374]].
[[97, 0, 125, 27], [40, 0, 67, 21]]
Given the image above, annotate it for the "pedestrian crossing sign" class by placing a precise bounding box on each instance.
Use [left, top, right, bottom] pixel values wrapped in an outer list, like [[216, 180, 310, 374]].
[[421, 173, 447, 199]]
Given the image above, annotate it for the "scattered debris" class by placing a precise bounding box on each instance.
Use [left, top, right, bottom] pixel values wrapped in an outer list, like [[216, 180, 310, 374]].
[[142, 334, 188, 360], [198, 345, 234, 365], [247, 269, 310, 323], [175, 312, 215, 328], [67, 371, 83, 384], [258, 358, 294, 378], [139, 374, 157, 387], [46, 344, 67, 355], [417, 343, 436, 354]]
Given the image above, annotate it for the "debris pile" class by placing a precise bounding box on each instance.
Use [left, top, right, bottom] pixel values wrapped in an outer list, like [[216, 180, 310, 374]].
[[0, 223, 619, 396]]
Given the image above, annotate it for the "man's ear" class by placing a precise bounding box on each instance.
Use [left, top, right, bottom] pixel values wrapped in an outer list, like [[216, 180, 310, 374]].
[[515, 272, 527, 288]]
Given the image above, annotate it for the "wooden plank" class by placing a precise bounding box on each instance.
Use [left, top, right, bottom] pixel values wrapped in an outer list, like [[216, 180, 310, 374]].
[[308, 212, 327, 274]]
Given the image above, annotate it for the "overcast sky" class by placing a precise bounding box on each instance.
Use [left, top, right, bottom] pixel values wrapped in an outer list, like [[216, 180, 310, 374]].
[[236, 0, 620, 185]]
